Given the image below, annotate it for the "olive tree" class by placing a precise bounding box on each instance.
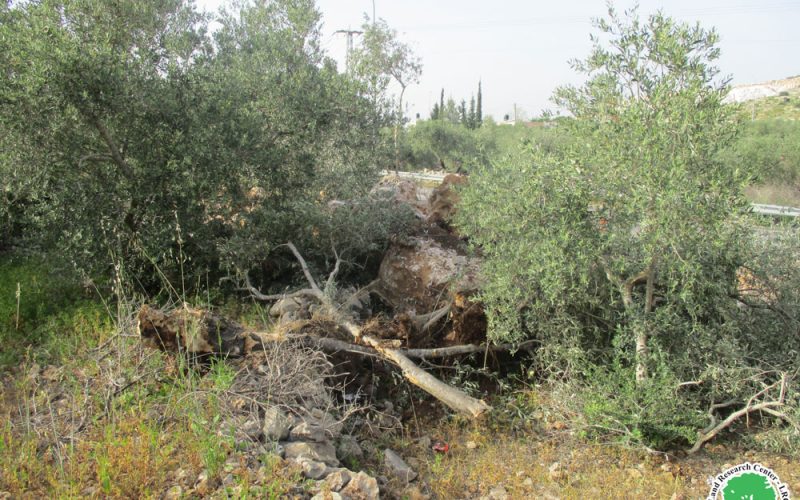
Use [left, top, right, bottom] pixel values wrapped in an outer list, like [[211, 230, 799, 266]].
[[1, 0, 406, 289], [349, 17, 422, 168], [457, 7, 777, 447]]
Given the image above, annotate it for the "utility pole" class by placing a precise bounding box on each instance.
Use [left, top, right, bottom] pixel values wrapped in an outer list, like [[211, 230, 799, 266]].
[[372, 0, 376, 26], [334, 29, 363, 72]]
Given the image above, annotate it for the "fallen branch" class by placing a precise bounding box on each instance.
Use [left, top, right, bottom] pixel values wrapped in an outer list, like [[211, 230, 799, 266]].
[[689, 401, 784, 454], [689, 374, 790, 454]]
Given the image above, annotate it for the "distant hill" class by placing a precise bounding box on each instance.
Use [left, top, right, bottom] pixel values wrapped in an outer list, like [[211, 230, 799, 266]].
[[724, 76, 800, 103], [725, 76, 800, 120]]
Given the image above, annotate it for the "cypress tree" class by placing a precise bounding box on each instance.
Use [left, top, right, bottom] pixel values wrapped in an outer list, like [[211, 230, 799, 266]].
[[439, 88, 445, 120], [469, 95, 477, 129], [477, 80, 483, 126]]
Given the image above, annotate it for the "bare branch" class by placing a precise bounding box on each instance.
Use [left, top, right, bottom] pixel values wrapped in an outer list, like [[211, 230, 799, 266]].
[[326, 244, 341, 292], [240, 272, 317, 302], [282, 242, 323, 296], [689, 400, 784, 454]]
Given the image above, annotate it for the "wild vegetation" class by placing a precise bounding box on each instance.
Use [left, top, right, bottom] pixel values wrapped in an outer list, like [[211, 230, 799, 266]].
[[1, 0, 799, 498]]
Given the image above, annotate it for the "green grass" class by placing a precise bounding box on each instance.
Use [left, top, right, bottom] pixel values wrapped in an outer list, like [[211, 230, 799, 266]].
[[0, 255, 113, 369], [737, 86, 800, 121]]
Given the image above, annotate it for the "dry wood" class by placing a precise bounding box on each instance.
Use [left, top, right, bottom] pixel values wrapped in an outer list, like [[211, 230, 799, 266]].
[[238, 241, 492, 418], [689, 374, 790, 454]]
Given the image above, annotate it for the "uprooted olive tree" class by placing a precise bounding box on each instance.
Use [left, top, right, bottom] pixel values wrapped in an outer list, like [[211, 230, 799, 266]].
[[457, 7, 800, 451]]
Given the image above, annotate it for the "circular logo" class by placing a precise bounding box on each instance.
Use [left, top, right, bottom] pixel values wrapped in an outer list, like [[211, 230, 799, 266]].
[[707, 462, 791, 500]]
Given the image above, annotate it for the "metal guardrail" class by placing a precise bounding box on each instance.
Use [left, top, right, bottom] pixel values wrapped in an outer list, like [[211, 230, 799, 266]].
[[382, 171, 800, 218], [751, 203, 800, 218]]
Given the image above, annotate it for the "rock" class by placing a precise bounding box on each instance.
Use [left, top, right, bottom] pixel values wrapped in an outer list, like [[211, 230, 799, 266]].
[[337, 435, 364, 462], [269, 297, 303, 317], [372, 176, 428, 219], [263, 406, 293, 441], [296, 458, 329, 480], [312, 492, 343, 500], [309, 409, 344, 438], [290, 421, 326, 442], [325, 469, 353, 492], [257, 442, 285, 459], [241, 418, 264, 442], [522, 477, 534, 489], [174, 468, 190, 485], [283, 441, 339, 467], [384, 448, 417, 484], [416, 436, 432, 449], [222, 473, 236, 487], [548, 462, 565, 481], [339, 471, 380, 500], [164, 485, 183, 500], [488, 485, 509, 500], [194, 470, 212, 496], [465, 440, 478, 450]]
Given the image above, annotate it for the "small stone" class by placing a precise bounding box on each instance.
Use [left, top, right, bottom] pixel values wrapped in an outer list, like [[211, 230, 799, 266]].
[[465, 440, 478, 450], [263, 407, 293, 441], [308, 409, 343, 438], [311, 492, 343, 500], [417, 436, 432, 449], [283, 441, 339, 467], [242, 419, 264, 441], [296, 458, 329, 480], [337, 435, 364, 462], [194, 470, 212, 496], [340, 471, 380, 500], [290, 421, 326, 442], [523, 477, 534, 488], [222, 473, 236, 487], [549, 462, 565, 481], [325, 469, 353, 492], [384, 448, 418, 484], [270, 297, 302, 317], [488, 485, 509, 500], [174, 468, 190, 485]]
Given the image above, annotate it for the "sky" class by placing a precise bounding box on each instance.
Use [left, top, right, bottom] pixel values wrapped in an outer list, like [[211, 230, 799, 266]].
[[197, 0, 800, 120]]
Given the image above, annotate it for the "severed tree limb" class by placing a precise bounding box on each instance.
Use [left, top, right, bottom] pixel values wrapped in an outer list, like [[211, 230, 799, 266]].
[[361, 335, 490, 418], [689, 401, 784, 454], [689, 374, 790, 454]]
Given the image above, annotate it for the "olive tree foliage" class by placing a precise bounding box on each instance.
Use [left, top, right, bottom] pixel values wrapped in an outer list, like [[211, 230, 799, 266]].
[[349, 17, 422, 168], [0, 0, 409, 289], [457, 7, 797, 447]]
